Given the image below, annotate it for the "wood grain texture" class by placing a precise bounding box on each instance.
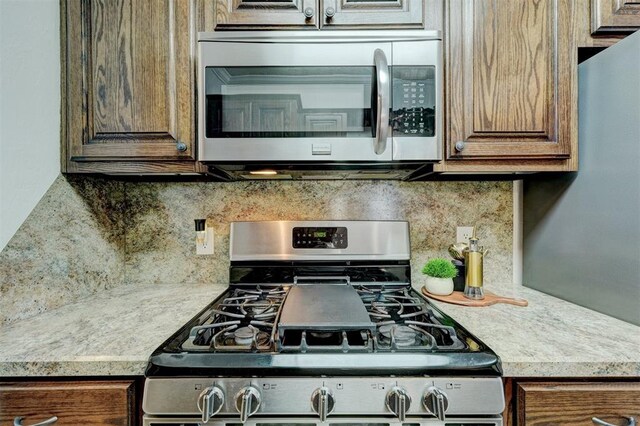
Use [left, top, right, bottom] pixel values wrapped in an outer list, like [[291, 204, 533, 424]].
[[422, 288, 529, 307], [214, 0, 317, 29], [0, 380, 135, 426], [517, 382, 640, 426], [445, 0, 573, 162], [211, 0, 431, 29], [320, 0, 424, 29], [65, 160, 207, 174], [503, 378, 514, 426], [576, 0, 626, 46], [592, 0, 640, 34], [63, 0, 196, 172]]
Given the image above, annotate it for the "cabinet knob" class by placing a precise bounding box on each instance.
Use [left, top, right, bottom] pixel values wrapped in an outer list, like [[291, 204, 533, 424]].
[[304, 7, 314, 18], [325, 7, 335, 18], [14, 417, 58, 426], [455, 141, 465, 152], [176, 141, 188, 152]]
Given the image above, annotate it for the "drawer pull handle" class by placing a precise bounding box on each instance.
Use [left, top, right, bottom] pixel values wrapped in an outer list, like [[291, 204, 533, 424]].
[[593, 416, 636, 426], [14, 417, 58, 426]]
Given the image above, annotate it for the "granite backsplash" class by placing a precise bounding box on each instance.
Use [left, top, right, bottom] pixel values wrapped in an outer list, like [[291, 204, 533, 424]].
[[0, 175, 513, 324]]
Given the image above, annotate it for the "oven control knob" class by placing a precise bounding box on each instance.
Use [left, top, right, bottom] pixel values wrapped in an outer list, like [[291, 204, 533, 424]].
[[311, 386, 335, 422], [385, 386, 412, 421], [235, 386, 261, 423], [423, 386, 449, 421], [197, 386, 225, 423]]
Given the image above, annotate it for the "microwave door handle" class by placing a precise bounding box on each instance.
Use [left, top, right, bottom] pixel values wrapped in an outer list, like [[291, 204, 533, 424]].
[[373, 48, 390, 155]]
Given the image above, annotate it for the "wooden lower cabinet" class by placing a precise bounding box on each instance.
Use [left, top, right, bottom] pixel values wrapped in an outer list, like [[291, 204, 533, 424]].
[[516, 381, 640, 426], [0, 380, 135, 426]]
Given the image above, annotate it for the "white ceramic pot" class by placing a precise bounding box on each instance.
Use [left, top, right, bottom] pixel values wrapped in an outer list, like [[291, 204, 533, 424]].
[[424, 276, 454, 296]]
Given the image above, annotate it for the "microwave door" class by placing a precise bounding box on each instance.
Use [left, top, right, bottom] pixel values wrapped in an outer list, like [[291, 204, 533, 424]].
[[198, 41, 393, 162]]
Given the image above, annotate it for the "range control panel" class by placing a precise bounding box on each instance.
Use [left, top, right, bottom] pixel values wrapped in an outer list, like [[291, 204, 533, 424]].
[[293, 227, 348, 249]]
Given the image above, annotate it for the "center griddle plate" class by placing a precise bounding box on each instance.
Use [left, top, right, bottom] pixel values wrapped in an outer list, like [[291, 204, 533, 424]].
[[278, 284, 376, 333]]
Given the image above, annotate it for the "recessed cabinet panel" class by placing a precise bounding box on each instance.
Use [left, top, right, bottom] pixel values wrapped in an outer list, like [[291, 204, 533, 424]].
[[592, 0, 640, 34], [0, 381, 135, 426], [63, 0, 196, 169], [213, 0, 424, 29], [320, 0, 424, 28], [517, 381, 640, 425], [214, 0, 318, 29], [446, 0, 572, 161]]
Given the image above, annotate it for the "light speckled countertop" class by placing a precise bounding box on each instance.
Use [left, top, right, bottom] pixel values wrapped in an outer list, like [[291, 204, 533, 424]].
[[412, 281, 640, 377], [0, 283, 227, 377], [1, 282, 638, 377]]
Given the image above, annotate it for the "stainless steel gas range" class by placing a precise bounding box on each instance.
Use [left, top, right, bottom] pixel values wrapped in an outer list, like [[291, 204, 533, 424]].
[[143, 221, 505, 425]]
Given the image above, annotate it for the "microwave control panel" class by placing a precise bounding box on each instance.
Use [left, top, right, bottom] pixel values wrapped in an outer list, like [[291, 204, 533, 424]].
[[392, 66, 436, 137], [292, 227, 348, 249]]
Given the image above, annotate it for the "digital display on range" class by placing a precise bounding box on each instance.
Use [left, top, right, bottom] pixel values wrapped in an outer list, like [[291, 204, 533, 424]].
[[293, 227, 348, 249]]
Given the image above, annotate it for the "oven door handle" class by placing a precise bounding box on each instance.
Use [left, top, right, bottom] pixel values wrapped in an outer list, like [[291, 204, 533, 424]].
[[373, 48, 390, 155]]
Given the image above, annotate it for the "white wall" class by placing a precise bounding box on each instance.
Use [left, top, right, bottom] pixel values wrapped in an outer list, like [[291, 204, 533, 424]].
[[0, 0, 60, 251]]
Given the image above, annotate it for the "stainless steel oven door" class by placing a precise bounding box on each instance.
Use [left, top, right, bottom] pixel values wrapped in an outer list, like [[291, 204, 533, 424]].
[[143, 416, 503, 426], [197, 31, 441, 163]]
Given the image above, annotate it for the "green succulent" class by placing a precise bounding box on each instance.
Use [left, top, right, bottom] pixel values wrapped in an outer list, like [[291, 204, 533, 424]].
[[422, 258, 458, 279]]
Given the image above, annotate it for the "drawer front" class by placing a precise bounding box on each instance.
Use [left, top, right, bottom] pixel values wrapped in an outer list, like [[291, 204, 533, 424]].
[[0, 380, 135, 426], [517, 382, 640, 426]]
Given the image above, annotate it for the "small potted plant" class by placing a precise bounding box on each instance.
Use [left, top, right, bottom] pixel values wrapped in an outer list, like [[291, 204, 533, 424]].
[[422, 258, 458, 296]]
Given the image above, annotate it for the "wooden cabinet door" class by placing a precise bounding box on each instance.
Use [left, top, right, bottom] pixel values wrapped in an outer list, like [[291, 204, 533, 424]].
[[445, 0, 573, 162], [62, 0, 197, 173], [592, 0, 640, 34], [213, 0, 318, 29], [0, 380, 135, 426], [517, 381, 640, 426], [319, 0, 424, 29]]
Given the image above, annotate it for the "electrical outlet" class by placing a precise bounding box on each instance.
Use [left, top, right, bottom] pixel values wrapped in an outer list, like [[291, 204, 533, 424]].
[[456, 226, 474, 243], [196, 227, 215, 255]]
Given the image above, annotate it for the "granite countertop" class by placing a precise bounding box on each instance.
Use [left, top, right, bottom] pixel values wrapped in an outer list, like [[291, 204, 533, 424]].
[[413, 281, 640, 377], [0, 283, 227, 377], [1, 282, 639, 377]]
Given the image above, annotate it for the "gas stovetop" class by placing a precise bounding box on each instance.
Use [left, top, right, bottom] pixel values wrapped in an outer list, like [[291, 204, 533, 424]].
[[173, 284, 468, 354], [143, 221, 504, 425]]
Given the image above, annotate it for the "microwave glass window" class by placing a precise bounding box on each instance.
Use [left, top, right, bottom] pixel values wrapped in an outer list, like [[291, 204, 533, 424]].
[[391, 66, 436, 137], [205, 67, 375, 139]]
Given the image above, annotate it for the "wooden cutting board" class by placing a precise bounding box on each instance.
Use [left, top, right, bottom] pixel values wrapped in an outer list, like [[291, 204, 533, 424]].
[[422, 287, 529, 307]]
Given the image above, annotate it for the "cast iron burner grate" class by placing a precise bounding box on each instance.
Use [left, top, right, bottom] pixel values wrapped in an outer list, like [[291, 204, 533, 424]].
[[181, 286, 287, 352], [358, 286, 466, 351]]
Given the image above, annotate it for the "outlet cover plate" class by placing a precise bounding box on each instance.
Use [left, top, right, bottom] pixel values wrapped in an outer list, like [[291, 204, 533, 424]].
[[196, 228, 214, 255], [456, 226, 474, 243]]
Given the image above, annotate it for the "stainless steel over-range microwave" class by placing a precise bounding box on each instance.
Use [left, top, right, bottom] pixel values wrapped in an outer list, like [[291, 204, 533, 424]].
[[197, 31, 442, 180]]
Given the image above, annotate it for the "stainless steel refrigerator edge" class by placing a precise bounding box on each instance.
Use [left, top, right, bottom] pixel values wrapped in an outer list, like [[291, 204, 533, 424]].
[[523, 31, 640, 326]]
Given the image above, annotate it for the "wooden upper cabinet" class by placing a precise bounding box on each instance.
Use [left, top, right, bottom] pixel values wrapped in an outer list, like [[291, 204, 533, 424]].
[[445, 0, 574, 164], [213, 0, 318, 29], [319, 0, 424, 29], [517, 381, 640, 426], [0, 380, 135, 426], [62, 0, 199, 173], [592, 0, 640, 34], [212, 0, 427, 29]]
